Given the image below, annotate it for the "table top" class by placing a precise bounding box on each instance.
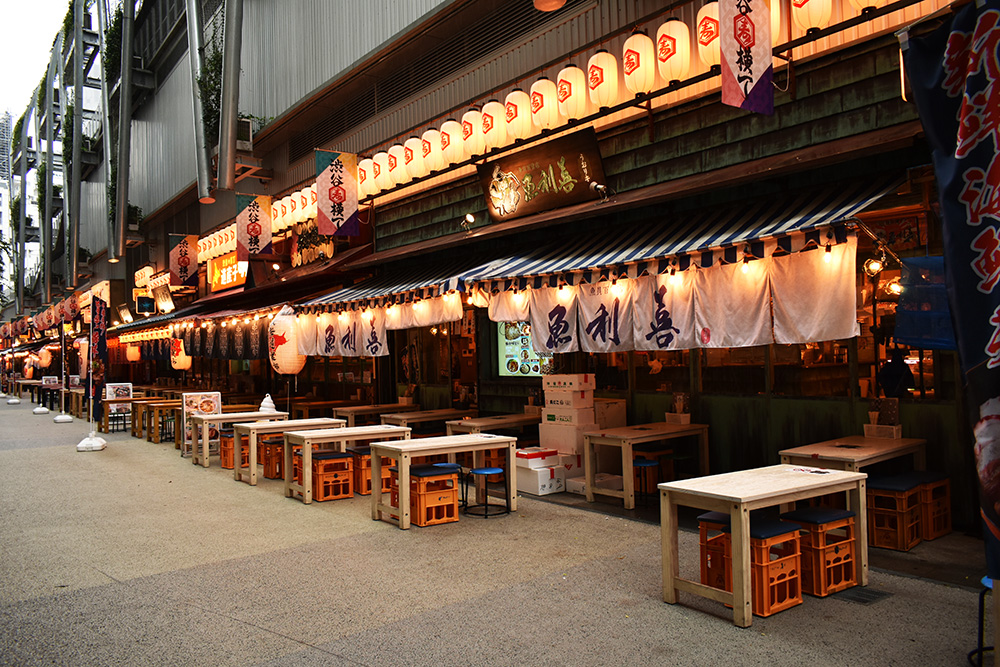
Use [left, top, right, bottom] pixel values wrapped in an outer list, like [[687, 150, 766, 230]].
[[658, 464, 866, 504], [293, 399, 361, 408], [334, 403, 421, 416], [101, 395, 147, 404], [285, 424, 411, 442], [382, 408, 477, 422], [191, 410, 288, 423], [232, 417, 344, 434], [584, 421, 709, 440], [446, 413, 541, 429], [370, 432, 515, 455], [779, 435, 926, 464]]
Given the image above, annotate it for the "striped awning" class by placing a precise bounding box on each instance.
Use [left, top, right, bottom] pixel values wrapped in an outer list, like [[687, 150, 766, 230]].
[[446, 174, 902, 291]]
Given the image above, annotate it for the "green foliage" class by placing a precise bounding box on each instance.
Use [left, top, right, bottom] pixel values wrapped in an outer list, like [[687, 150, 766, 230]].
[[11, 113, 25, 153], [36, 162, 46, 209], [103, 3, 122, 86], [36, 75, 47, 109], [63, 103, 74, 178], [197, 26, 224, 148], [62, 0, 92, 44]]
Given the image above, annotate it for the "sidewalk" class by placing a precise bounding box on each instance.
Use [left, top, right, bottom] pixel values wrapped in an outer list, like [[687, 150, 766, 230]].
[[0, 400, 989, 666]]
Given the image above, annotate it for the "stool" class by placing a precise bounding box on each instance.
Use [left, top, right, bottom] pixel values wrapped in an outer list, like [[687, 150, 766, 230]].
[[433, 462, 467, 508], [293, 451, 353, 501], [969, 575, 994, 666], [722, 518, 803, 617], [348, 446, 392, 495], [780, 507, 857, 597], [895, 470, 952, 541], [218, 429, 248, 470], [867, 474, 922, 551], [632, 458, 659, 505], [465, 466, 511, 519], [259, 435, 285, 479], [389, 464, 460, 526], [698, 511, 731, 591]]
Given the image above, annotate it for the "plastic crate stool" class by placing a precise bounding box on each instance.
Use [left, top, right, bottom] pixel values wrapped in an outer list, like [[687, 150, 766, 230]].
[[896, 470, 951, 541], [219, 429, 249, 470], [867, 474, 922, 551], [348, 445, 392, 495], [780, 507, 856, 597], [697, 511, 731, 592], [465, 464, 511, 519], [294, 451, 353, 501], [722, 518, 803, 617], [388, 464, 460, 526], [633, 458, 659, 506], [259, 435, 285, 479]]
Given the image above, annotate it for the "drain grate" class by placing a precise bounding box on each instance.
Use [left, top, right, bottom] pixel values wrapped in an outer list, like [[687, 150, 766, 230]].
[[832, 587, 892, 605]]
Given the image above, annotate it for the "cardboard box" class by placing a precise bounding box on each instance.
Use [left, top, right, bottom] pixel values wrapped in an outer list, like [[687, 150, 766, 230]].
[[539, 422, 596, 455], [542, 373, 596, 391], [664, 412, 691, 424], [559, 453, 583, 477], [542, 406, 596, 425], [594, 398, 626, 428], [523, 404, 542, 415], [566, 473, 625, 495], [515, 447, 562, 469], [545, 390, 594, 409], [516, 465, 566, 495]]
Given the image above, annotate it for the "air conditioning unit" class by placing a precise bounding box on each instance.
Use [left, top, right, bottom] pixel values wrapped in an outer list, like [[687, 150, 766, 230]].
[[237, 118, 253, 152]]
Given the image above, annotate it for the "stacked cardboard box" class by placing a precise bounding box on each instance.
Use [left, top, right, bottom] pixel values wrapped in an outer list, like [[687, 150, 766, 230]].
[[540, 374, 597, 457]]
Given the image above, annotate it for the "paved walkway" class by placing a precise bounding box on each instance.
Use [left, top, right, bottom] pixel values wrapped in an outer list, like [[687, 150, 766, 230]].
[[0, 400, 990, 666]]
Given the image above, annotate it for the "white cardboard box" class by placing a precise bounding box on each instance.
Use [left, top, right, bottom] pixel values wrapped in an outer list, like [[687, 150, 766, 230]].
[[539, 422, 596, 455], [515, 447, 562, 469], [542, 406, 596, 425], [559, 453, 584, 477], [594, 398, 626, 428], [566, 473, 625, 495], [517, 465, 566, 495], [545, 390, 594, 409], [542, 373, 597, 391]]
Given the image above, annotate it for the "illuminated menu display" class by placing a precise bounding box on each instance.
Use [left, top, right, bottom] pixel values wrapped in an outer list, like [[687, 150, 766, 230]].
[[497, 321, 552, 378]]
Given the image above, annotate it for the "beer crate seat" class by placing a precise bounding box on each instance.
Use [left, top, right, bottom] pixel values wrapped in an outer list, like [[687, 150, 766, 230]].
[[780, 507, 857, 597], [347, 445, 392, 495], [894, 471, 952, 541], [867, 475, 922, 551], [722, 518, 803, 617], [219, 429, 249, 470], [293, 451, 353, 501], [389, 464, 459, 527], [259, 434, 285, 479]]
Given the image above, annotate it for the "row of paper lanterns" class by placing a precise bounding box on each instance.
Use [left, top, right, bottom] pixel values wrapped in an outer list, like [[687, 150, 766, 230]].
[[271, 184, 318, 235], [197, 224, 237, 264], [355, 0, 875, 197], [117, 326, 172, 344]]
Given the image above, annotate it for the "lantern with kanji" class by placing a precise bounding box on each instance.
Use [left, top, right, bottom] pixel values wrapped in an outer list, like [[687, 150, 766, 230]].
[[696, 2, 721, 68], [38, 347, 52, 368], [373, 151, 393, 191], [126, 344, 141, 362], [481, 100, 507, 151], [623, 31, 656, 95], [557, 65, 588, 120], [504, 89, 532, 140], [530, 77, 559, 130], [421, 128, 445, 172], [657, 20, 691, 83], [462, 108, 486, 157], [388, 143, 410, 185], [440, 119, 465, 165], [792, 0, 832, 31], [170, 338, 191, 370], [358, 157, 378, 197], [588, 50, 620, 108], [268, 306, 306, 375], [404, 136, 427, 179]]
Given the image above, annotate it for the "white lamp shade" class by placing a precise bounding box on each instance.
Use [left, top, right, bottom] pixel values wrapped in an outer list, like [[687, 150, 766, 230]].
[[481, 100, 507, 150], [287, 191, 299, 227], [270, 201, 282, 234], [588, 50, 620, 108], [170, 339, 191, 371], [388, 144, 410, 185], [623, 32, 656, 95], [440, 119, 465, 165], [847, 0, 886, 12], [793, 0, 833, 30], [38, 348, 52, 368], [358, 158, 377, 197], [268, 306, 306, 375], [126, 345, 141, 362], [279, 196, 293, 232], [308, 183, 318, 220], [421, 129, 445, 172], [504, 89, 532, 140], [373, 151, 393, 191], [227, 225, 236, 252], [297, 188, 311, 222], [697, 2, 721, 67], [462, 108, 486, 157], [557, 65, 588, 119], [404, 136, 426, 178], [530, 77, 560, 130]]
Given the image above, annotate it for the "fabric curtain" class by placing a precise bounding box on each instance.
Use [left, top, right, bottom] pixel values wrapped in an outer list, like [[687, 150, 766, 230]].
[[577, 279, 635, 353], [529, 286, 579, 354], [632, 274, 698, 350], [694, 260, 773, 348]]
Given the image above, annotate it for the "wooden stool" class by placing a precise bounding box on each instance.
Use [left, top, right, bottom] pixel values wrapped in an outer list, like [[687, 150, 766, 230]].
[[633, 458, 659, 505]]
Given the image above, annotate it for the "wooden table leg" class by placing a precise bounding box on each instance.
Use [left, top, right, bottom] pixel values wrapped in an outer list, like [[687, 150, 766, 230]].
[[584, 435, 596, 503], [371, 448, 383, 520], [730, 504, 753, 627], [398, 454, 411, 529], [101, 406, 109, 434], [853, 478, 869, 586], [284, 436, 296, 498], [661, 489, 679, 604], [699, 428, 710, 475], [622, 441, 635, 510], [302, 438, 313, 504], [507, 443, 518, 512]]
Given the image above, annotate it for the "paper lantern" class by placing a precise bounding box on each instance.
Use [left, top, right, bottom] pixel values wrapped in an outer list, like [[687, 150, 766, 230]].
[[462, 108, 486, 157], [793, 0, 832, 30], [530, 77, 559, 130], [268, 305, 306, 375], [270, 201, 281, 234], [505, 89, 532, 140], [697, 2, 721, 68], [440, 119, 465, 165], [358, 157, 378, 197], [307, 184, 318, 220], [404, 136, 426, 179], [373, 151, 393, 191], [481, 100, 507, 151], [557, 65, 588, 120], [297, 187, 311, 222], [126, 344, 141, 362], [623, 31, 656, 95], [388, 143, 410, 185], [170, 339, 191, 371], [421, 129, 445, 172], [38, 348, 52, 368], [847, 0, 886, 12], [287, 191, 300, 227], [588, 50, 620, 108], [278, 196, 291, 232], [227, 226, 237, 253]]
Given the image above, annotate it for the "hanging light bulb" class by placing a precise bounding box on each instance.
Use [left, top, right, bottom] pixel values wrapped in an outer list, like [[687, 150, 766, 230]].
[[462, 107, 486, 157], [623, 31, 656, 96], [505, 88, 533, 140], [421, 128, 445, 172], [481, 100, 508, 150], [557, 64, 588, 120], [388, 143, 410, 185], [863, 256, 885, 277], [404, 136, 427, 179], [440, 118, 466, 165], [530, 77, 560, 130], [697, 2, 721, 68], [588, 50, 620, 108]]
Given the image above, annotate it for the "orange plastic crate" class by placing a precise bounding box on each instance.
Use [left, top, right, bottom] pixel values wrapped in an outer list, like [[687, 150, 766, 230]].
[[314, 470, 353, 501], [259, 437, 284, 479], [788, 516, 857, 597], [868, 483, 922, 551], [350, 450, 393, 495], [919, 478, 951, 541], [724, 531, 802, 617], [219, 434, 249, 470], [413, 488, 459, 526], [698, 512, 731, 591]]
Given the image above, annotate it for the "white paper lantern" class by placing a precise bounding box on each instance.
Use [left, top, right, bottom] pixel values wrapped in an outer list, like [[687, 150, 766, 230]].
[[504, 89, 532, 140], [462, 108, 486, 157], [440, 118, 465, 165], [78, 339, 89, 378], [286, 191, 300, 227], [358, 158, 378, 197], [557, 65, 588, 119], [793, 0, 832, 31], [307, 184, 318, 220], [226, 225, 236, 253], [279, 196, 293, 232], [388, 144, 410, 185], [657, 20, 691, 83], [404, 136, 426, 178], [847, 0, 886, 13], [623, 31, 656, 95], [481, 100, 507, 150], [530, 77, 559, 130], [373, 151, 393, 191], [270, 200, 282, 234], [697, 2, 721, 67], [421, 129, 445, 172], [126, 344, 141, 362], [588, 49, 620, 108], [38, 348, 52, 368], [268, 305, 306, 375], [170, 339, 191, 371], [297, 187, 311, 222]]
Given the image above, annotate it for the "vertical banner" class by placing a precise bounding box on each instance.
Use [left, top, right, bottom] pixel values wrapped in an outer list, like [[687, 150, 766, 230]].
[[904, 0, 1000, 576], [529, 286, 580, 354], [90, 297, 108, 423], [577, 280, 635, 353], [235, 194, 273, 261], [632, 274, 697, 350], [338, 311, 361, 357], [169, 234, 200, 287], [720, 0, 774, 114], [694, 261, 772, 348], [315, 150, 360, 236], [360, 308, 389, 357], [316, 312, 340, 356]]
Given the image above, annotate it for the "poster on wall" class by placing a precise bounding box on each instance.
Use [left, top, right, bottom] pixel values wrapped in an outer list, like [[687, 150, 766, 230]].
[[181, 392, 222, 452], [497, 321, 553, 377]]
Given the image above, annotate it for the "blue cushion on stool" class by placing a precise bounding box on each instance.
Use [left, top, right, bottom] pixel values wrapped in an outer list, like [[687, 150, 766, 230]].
[[470, 467, 504, 476], [433, 462, 463, 472], [780, 507, 855, 524], [387, 464, 454, 477], [724, 518, 801, 540], [868, 474, 921, 492], [697, 511, 730, 525], [294, 451, 351, 460], [346, 446, 371, 455], [633, 458, 659, 468]]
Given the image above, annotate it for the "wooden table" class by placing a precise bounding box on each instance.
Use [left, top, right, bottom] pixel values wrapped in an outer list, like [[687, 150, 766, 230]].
[[284, 424, 411, 504], [68, 388, 86, 418], [231, 417, 344, 486], [445, 412, 541, 435], [99, 395, 147, 433], [779, 435, 927, 472], [582, 422, 711, 510], [147, 400, 183, 443], [659, 464, 868, 627], [15, 379, 42, 401], [332, 403, 421, 427], [190, 411, 288, 467], [290, 399, 361, 420], [370, 433, 517, 530], [380, 408, 478, 430]]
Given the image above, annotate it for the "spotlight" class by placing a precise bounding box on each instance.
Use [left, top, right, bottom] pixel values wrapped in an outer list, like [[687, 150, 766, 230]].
[[863, 256, 884, 277], [590, 181, 611, 202]]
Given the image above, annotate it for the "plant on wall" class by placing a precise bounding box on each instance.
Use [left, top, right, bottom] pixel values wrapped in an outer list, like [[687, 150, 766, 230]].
[[103, 2, 122, 87], [197, 24, 224, 149]]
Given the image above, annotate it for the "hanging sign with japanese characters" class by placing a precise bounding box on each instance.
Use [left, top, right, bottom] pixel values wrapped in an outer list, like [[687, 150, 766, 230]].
[[315, 312, 340, 357], [209, 251, 248, 292], [235, 194, 272, 261], [720, 0, 774, 115], [169, 234, 200, 287], [315, 150, 360, 236], [632, 274, 697, 350], [477, 127, 607, 222], [577, 280, 635, 353], [529, 286, 580, 354], [359, 308, 389, 357]]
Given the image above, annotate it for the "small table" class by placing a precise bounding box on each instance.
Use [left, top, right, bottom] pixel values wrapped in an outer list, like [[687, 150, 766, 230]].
[[190, 411, 288, 467], [332, 403, 421, 427], [68, 388, 86, 418], [370, 433, 517, 530], [779, 435, 927, 472], [291, 399, 361, 420], [446, 413, 542, 435], [380, 408, 478, 430], [16, 379, 42, 401], [100, 396, 146, 434], [583, 422, 711, 510], [131, 398, 164, 438], [284, 424, 411, 504], [231, 417, 344, 486], [659, 464, 868, 627]]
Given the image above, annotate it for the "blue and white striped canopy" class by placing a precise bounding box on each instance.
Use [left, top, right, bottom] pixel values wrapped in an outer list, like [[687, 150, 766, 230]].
[[302, 256, 480, 307]]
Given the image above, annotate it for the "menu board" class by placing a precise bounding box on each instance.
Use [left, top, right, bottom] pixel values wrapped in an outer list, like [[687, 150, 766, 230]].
[[497, 321, 552, 378], [105, 382, 132, 414], [182, 391, 222, 448]]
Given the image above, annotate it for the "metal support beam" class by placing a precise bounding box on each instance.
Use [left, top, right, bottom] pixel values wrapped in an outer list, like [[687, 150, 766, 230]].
[[69, 0, 84, 289], [185, 0, 215, 204], [113, 0, 135, 263], [216, 0, 244, 192], [96, 0, 115, 260], [44, 38, 60, 304], [16, 101, 30, 315], [36, 93, 49, 305]]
